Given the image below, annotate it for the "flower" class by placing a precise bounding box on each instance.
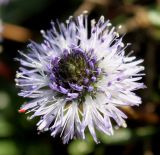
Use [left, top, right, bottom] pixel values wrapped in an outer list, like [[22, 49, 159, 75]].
[[15, 12, 145, 144]]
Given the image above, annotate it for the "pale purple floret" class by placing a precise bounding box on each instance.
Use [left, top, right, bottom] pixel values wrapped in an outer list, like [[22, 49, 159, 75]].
[[15, 12, 145, 144]]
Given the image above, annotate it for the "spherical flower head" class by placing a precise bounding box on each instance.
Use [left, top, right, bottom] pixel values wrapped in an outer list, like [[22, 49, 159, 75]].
[[15, 12, 145, 144]]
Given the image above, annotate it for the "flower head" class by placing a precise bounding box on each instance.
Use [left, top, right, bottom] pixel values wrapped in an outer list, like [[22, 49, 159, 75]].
[[15, 12, 145, 144]]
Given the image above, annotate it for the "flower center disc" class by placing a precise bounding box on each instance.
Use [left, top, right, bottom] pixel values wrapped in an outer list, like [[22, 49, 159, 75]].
[[58, 52, 87, 85], [50, 49, 101, 101]]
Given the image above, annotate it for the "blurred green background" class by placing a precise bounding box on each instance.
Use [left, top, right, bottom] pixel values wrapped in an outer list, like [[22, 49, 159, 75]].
[[0, 0, 160, 155]]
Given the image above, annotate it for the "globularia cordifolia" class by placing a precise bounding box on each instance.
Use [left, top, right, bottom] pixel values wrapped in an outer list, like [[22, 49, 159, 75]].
[[15, 12, 145, 144]]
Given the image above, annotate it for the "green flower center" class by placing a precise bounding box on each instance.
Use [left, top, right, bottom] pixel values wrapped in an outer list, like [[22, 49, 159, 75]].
[[58, 52, 88, 85]]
